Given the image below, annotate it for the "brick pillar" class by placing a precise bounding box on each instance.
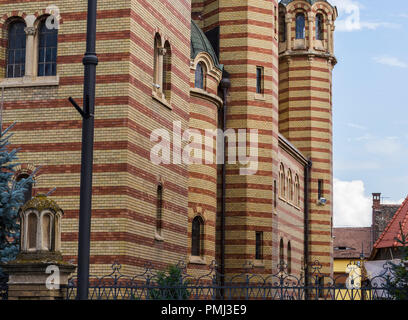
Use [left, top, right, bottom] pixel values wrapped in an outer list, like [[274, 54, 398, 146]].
[[2, 252, 75, 300]]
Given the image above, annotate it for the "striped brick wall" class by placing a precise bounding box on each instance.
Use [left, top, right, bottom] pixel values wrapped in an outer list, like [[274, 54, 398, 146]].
[[1, 0, 191, 276], [278, 0, 337, 276]]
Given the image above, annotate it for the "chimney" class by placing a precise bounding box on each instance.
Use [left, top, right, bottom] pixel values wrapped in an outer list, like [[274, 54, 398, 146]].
[[372, 193, 381, 209]]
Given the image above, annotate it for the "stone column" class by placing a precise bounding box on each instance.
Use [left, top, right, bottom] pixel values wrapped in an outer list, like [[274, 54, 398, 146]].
[[24, 27, 36, 78], [285, 15, 292, 51], [308, 13, 314, 51]]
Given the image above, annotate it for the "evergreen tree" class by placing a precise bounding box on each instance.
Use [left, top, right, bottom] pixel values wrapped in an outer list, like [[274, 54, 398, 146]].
[[0, 124, 33, 274]]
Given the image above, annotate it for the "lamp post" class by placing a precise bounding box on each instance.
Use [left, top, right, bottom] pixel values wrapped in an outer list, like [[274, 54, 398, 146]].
[[69, 0, 98, 300]]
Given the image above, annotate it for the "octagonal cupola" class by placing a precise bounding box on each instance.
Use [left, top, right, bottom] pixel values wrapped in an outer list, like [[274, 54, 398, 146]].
[[19, 194, 63, 253]]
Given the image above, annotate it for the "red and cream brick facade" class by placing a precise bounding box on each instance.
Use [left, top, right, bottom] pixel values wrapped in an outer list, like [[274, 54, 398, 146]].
[[1, 0, 337, 279]]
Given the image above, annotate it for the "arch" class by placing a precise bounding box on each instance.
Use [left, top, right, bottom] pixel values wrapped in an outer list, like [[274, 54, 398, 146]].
[[27, 211, 38, 250], [156, 184, 163, 236], [41, 212, 52, 250], [294, 174, 300, 207], [279, 238, 285, 266], [36, 16, 58, 76], [295, 13, 305, 39], [162, 40, 172, 101], [194, 61, 205, 89], [279, 163, 285, 198], [6, 19, 26, 78], [16, 173, 33, 205], [153, 32, 162, 92], [316, 13, 324, 40], [191, 215, 204, 257], [287, 169, 294, 202], [287, 241, 292, 274]]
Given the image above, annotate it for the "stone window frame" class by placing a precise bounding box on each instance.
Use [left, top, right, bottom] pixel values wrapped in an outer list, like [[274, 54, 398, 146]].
[[152, 32, 172, 109], [1, 14, 59, 88], [279, 163, 286, 199]]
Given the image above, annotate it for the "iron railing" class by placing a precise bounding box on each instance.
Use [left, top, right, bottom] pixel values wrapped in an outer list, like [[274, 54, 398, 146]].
[[65, 260, 404, 300], [0, 274, 8, 300]]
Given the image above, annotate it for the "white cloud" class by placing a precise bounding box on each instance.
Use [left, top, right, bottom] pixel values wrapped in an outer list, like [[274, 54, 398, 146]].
[[333, 178, 372, 227], [373, 56, 408, 68], [346, 122, 367, 130], [331, 0, 400, 32], [364, 137, 404, 156]]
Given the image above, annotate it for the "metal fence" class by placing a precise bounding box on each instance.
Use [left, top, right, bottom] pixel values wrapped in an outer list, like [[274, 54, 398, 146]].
[[0, 274, 8, 300], [65, 260, 407, 300]]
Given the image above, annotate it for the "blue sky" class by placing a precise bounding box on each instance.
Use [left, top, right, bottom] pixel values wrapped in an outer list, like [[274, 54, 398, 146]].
[[330, 0, 408, 226]]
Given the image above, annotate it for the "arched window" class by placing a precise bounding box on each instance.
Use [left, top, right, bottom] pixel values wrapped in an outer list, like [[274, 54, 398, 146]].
[[153, 33, 162, 92], [279, 238, 284, 267], [287, 241, 292, 274], [316, 14, 324, 41], [27, 212, 37, 250], [191, 216, 204, 257], [279, 164, 285, 198], [295, 13, 305, 39], [195, 62, 204, 89], [162, 41, 171, 101], [42, 213, 51, 250], [279, 13, 286, 42], [38, 19, 58, 76], [295, 174, 300, 207], [287, 169, 293, 202], [6, 21, 26, 78], [156, 185, 163, 236], [16, 174, 33, 205]]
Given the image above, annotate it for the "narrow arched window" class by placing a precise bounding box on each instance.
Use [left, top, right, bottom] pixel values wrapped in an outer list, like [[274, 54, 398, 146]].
[[191, 216, 203, 257], [295, 174, 300, 207], [316, 14, 324, 41], [156, 185, 163, 236], [28, 212, 37, 250], [7, 21, 26, 78], [195, 62, 204, 89], [279, 13, 286, 42], [295, 13, 305, 39], [279, 164, 285, 198], [16, 174, 33, 205], [287, 241, 292, 274], [153, 33, 162, 92], [287, 170, 293, 202], [38, 19, 58, 76], [279, 238, 284, 267], [42, 213, 51, 250], [162, 41, 172, 101]]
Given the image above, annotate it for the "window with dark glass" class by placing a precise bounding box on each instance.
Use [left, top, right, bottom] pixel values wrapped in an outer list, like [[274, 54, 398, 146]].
[[279, 238, 284, 265], [156, 185, 163, 235], [195, 62, 204, 89], [287, 241, 292, 274], [279, 13, 286, 42], [38, 19, 58, 77], [191, 216, 203, 256], [295, 13, 305, 39], [316, 14, 324, 40], [255, 231, 263, 260], [7, 21, 26, 78], [274, 180, 277, 208], [256, 66, 263, 94], [16, 174, 32, 205], [318, 179, 324, 199]]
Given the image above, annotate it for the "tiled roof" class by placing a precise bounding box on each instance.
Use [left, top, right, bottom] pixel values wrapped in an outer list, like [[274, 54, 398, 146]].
[[333, 227, 372, 259], [374, 195, 408, 249], [191, 20, 221, 70]]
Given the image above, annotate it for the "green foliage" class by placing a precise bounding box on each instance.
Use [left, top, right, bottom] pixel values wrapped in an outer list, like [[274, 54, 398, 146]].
[[388, 223, 408, 300], [0, 125, 33, 275], [149, 265, 190, 300]]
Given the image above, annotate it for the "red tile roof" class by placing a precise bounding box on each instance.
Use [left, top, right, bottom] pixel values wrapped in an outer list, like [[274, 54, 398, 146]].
[[374, 195, 408, 249]]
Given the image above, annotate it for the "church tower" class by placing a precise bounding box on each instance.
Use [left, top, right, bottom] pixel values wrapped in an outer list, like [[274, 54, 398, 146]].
[[278, 0, 337, 276]]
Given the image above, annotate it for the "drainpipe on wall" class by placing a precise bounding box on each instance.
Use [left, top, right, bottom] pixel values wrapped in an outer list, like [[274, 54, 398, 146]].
[[219, 70, 230, 299], [304, 159, 312, 298]]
